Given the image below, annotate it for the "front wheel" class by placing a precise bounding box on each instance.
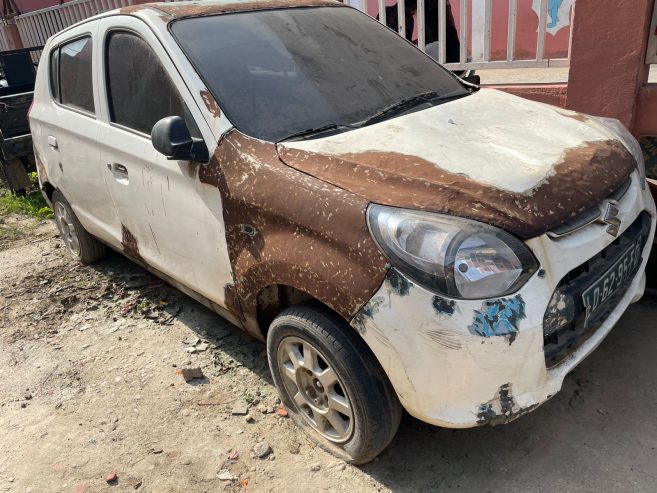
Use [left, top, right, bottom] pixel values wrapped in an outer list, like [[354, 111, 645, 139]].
[[267, 304, 402, 464]]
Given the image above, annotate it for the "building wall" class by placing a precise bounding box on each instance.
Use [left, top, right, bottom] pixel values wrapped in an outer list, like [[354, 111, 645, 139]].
[[366, 0, 572, 60], [7, 0, 572, 62]]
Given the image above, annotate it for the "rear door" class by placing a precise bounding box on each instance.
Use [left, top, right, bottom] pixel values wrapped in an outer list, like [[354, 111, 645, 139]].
[[95, 16, 233, 307], [30, 24, 121, 247]]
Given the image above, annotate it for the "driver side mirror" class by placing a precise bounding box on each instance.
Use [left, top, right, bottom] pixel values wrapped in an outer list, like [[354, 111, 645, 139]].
[[151, 116, 209, 163], [462, 74, 481, 86]]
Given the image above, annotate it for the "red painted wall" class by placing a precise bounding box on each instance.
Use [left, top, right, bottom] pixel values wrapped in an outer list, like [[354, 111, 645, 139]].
[[367, 0, 572, 60], [567, 0, 654, 130]]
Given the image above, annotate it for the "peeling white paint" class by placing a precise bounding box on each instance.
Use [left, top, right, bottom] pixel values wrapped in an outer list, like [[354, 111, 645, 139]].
[[352, 177, 656, 427], [284, 89, 610, 194]]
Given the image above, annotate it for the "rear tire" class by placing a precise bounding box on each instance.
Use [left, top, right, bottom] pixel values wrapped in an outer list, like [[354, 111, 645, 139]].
[[52, 190, 106, 264], [267, 304, 402, 464]]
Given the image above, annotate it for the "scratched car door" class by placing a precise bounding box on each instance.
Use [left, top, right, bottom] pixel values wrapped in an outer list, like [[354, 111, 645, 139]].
[[95, 17, 233, 308]]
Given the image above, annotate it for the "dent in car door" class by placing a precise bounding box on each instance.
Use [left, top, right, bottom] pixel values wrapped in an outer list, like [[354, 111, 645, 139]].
[[96, 19, 234, 309]]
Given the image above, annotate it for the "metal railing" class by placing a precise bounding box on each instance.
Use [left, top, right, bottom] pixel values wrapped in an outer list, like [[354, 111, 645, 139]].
[[345, 0, 570, 71], [0, 18, 10, 52]]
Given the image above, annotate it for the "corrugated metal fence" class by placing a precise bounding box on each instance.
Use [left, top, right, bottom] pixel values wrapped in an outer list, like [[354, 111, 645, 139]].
[[13, 0, 175, 50]]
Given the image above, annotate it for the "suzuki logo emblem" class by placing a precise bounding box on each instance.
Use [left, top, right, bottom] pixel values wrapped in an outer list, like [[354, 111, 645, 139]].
[[599, 201, 621, 237]]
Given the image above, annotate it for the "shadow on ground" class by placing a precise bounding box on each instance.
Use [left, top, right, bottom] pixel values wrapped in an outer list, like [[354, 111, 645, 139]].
[[364, 294, 657, 491], [90, 251, 657, 492], [88, 251, 273, 385]]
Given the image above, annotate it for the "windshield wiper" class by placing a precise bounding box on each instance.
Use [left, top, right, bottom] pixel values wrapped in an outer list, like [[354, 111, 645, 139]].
[[278, 123, 352, 143], [359, 91, 465, 127]]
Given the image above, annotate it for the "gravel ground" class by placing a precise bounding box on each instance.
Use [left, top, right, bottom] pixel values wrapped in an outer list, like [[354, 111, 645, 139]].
[[2, 216, 657, 492]]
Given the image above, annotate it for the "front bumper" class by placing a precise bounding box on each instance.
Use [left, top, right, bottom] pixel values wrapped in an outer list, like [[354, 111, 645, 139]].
[[351, 174, 656, 428]]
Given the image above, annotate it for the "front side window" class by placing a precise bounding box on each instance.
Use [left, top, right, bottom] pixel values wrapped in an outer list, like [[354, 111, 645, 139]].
[[171, 7, 469, 142], [59, 36, 95, 113], [105, 32, 191, 136]]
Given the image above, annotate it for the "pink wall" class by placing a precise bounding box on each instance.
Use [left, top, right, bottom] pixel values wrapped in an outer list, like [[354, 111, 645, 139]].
[[567, 0, 654, 130], [366, 0, 571, 60]]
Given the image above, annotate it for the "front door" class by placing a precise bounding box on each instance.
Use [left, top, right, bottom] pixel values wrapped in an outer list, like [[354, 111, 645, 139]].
[[95, 17, 233, 308]]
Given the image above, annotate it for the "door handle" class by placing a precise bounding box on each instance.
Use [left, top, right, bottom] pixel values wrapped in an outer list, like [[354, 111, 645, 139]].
[[47, 135, 58, 149], [110, 163, 128, 175]]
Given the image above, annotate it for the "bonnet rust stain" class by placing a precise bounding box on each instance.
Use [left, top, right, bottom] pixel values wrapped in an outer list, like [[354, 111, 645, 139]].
[[199, 130, 388, 335], [122, 225, 143, 262], [278, 140, 636, 240], [121, 0, 339, 18], [200, 90, 221, 118], [554, 108, 591, 124]]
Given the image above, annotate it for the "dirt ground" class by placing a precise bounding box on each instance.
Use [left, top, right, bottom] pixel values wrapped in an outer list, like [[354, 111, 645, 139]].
[[2, 215, 657, 492]]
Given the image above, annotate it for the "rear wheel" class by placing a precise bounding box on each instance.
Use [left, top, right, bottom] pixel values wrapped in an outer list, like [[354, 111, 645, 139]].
[[52, 190, 106, 264], [267, 304, 402, 464]]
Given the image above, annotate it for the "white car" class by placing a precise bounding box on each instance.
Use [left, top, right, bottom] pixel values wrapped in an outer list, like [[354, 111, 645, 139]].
[[29, 0, 656, 464]]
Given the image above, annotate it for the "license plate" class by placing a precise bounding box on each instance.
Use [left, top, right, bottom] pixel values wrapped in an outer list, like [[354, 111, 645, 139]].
[[582, 238, 643, 326]]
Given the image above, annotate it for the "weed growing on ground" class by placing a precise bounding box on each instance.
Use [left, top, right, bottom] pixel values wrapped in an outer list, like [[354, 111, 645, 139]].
[[0, 187, 52, 219]]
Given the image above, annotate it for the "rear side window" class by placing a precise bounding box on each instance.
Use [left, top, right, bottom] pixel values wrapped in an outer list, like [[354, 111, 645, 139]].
[[106, 32, 190, 136], [57, 37, 95, 113], [49, 48, 59, 100]]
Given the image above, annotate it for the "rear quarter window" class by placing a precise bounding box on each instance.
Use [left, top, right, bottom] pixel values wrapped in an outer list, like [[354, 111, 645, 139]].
[[49, 48, 59, 101], [57, 36, 95, 114]]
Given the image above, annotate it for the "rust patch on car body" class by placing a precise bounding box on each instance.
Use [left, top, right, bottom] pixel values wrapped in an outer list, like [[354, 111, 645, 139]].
[[278, 139, 636, 240], [121, 0, 340, 18], [122, 225, 143, 262], [33, 147, 48, 184], [554, 108, 591, 124], [200, 90, 221, 118], [199, 129, 388, 335]]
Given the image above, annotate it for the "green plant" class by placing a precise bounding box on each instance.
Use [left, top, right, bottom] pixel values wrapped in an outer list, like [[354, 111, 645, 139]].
[[0, 189, 53, 219]]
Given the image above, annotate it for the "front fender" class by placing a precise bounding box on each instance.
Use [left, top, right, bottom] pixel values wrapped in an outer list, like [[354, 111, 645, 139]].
[[200, 130, 388, 335]]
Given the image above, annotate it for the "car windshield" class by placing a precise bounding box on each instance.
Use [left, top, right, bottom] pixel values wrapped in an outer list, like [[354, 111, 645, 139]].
[[171, 6, 469, 142]]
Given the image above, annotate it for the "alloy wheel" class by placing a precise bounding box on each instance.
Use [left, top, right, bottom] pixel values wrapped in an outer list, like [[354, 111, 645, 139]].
[[54, 202, 80, 256], [277, 336, 354, 443]]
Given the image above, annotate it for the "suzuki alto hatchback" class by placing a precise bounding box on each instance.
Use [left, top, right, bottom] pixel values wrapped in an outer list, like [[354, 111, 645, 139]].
[[30, 0, 656, 464]]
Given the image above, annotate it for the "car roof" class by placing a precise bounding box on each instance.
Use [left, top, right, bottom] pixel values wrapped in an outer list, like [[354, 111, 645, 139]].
[[120, 0, 342, 19], [47, 0, 343, 46]]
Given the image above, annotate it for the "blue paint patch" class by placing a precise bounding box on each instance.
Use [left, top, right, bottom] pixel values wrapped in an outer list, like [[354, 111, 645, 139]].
[[469, 295, 526, 339], [547, 0, 564, 28]]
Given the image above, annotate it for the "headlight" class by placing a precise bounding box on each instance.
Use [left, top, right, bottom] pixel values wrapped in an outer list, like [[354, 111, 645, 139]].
[[367, 204, 539, 300], [592, 116, 646, 189]]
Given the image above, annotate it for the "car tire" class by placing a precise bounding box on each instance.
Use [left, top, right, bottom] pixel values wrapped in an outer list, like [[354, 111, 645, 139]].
[[52, 190, 106, 264], [267, 303, 402, 464]]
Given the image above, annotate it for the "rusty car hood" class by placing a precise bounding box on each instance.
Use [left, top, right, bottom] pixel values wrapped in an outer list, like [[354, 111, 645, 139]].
[[277, 89, 636, 239]]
